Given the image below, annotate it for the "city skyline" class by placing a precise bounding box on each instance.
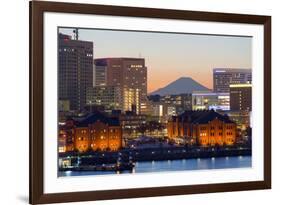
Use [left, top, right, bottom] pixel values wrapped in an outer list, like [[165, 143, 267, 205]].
[[59, 28, 252, 92], [58, 29, 252, 176]]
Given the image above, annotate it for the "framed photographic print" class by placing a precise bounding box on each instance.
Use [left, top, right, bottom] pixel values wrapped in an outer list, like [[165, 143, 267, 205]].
[[29, 1, 271, 204]]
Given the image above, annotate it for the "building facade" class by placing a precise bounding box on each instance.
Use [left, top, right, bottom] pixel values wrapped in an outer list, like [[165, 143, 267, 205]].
[[230, 84, 252, 111], [118, 111, 146, 138], [58, 33, 94, 111], [93, 61, 107, 86], [167, 110, 236, 146], [160, 94, 192, 113], [192, 91, 230, 111], [58, 100, 70, 112], [123, 88, 141, 114], [58, 129, 74, 153], [146, 94, 192, 122], [94, 58, 148, 113], [218, 110, 251, 131], [148, 101, 177, 123], [86, 86, 122, 111], [58, 120, 75, 153], [70, 112, 122, 152], [213, 68, 252, 93]]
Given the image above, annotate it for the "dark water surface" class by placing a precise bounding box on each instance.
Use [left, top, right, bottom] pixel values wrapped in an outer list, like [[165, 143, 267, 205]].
[[58, 155, 251, 177]]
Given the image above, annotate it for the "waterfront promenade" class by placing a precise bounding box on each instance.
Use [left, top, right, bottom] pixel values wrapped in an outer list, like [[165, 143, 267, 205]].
[[59, 145, 251, 169]]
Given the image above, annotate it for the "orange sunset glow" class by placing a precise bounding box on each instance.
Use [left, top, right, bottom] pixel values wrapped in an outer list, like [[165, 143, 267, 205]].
[[59, 28, 251, 93]]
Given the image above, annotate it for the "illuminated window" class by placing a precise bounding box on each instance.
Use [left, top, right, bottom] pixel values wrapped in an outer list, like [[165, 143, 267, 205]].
[[58, 147, 65, 153]]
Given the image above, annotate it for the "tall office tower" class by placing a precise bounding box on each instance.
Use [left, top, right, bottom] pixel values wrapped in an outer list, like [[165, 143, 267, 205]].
[[123, 88, 141, 114], [94, 58, 147, 114], [230, 84, 252, 111], [86, 86, 122, 111], [58, 33, 93, 111], [213, 68, 252, 93], [93, 60, 107, 86]]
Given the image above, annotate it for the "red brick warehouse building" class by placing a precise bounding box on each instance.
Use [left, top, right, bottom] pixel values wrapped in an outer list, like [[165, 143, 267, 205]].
[[167, 110, 237, 146], [59, 112, 123, 153]]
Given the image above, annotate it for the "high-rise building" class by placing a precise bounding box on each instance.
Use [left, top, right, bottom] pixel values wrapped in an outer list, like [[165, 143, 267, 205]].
[[230, 84, 252, 111], [192, 91, 230, 111], [58, 33, 93, 111], [160, 94, 192, 113], [94, 58, 147, 113], [93, 60, 107, 86], [86, 86, 122, 111], [123, 88, 141, 114], [213, 68, 252, 93]]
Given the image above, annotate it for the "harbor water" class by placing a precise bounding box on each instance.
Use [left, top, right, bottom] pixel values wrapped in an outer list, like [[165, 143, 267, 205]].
[[58, 155, 251, 177]]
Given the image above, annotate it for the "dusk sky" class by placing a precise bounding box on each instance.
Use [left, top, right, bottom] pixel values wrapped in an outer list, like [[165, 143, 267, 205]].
[[59, 28, 252, 93]]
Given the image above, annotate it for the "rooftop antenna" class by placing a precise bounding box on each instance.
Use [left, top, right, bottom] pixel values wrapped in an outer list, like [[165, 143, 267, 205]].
[[73, 28, 79, 40], [139, 52, 142, 58]]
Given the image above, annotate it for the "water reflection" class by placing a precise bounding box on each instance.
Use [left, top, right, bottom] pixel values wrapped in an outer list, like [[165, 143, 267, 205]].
[[58, 156, 252, 177]]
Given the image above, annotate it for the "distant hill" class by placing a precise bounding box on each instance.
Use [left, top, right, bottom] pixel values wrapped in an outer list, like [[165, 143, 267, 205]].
[[150, 77, 210, 96]]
